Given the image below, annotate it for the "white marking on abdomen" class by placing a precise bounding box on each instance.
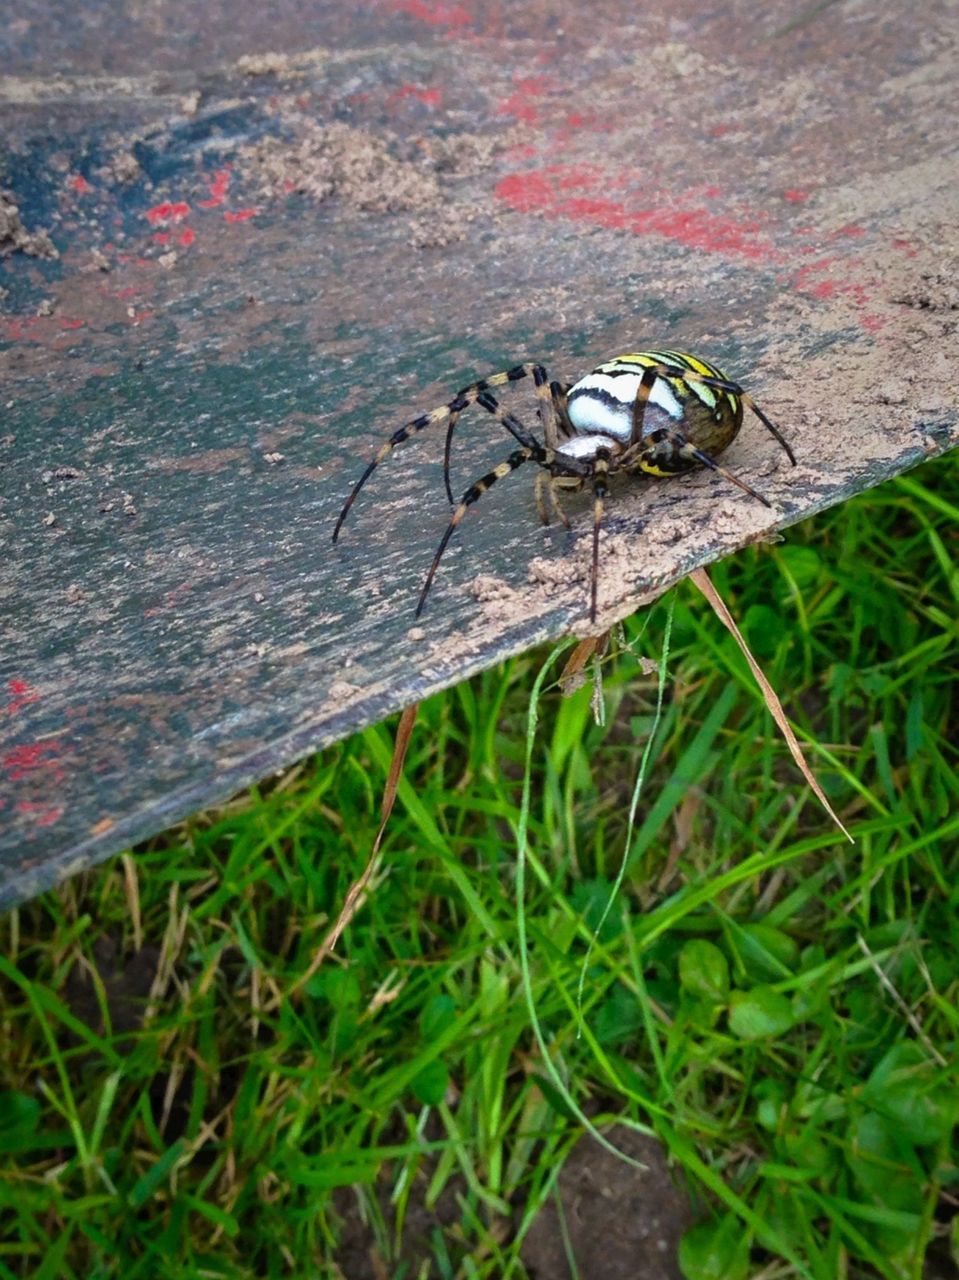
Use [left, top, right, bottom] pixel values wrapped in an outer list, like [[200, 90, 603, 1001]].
[[556, 433, 621, 460], [566, 371, 683, 441]]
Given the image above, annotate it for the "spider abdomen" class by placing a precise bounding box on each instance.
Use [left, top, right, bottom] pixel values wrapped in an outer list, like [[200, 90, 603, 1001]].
[[564, 350, 743, 470], [566, 366, 683, 442]]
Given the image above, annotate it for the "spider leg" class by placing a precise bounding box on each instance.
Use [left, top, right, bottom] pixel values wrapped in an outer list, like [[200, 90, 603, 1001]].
[[534, 470, 578, 528], [549, 477, 575, 529], [442, 363, 564, 502], [632, 361, 795, 465], [629, 360, 716, 447], [711, 383, 795, 466], [442, 406, 465, 505], [646, 427, 773, 507], [333, 369, 549, 541], [590, 448, 612, 623], [630, 364, 660, 446], [415, 446, 541, 617], [333, 389, 475, 542], [551, 381, 575, 438]]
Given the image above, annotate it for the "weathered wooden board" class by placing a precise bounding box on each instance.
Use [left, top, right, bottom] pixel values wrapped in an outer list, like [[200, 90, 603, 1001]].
[[1, 0, 957, 908]]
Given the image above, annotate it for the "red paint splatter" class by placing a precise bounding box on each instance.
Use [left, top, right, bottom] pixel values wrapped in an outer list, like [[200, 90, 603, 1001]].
[[859, 314, 886, 333], [792, 256, 839, 287], [782, 189, 809, 203], [550, 111, 616, 145], [3, 316, 40, 342], [497, 76, 550, 124], [835, 223, 867, 237], [635, 207, 770, 257], [495, 171, 554, 213], [892, 237, 919, 257], [58, 318, 85, 330], [494, 169, 776, 261], [153, 231, 171, 245], [3, 680, 39, 716], [554, 166, 605, 191], [390, 0, 473, 27], [14, 800, 64, 827], [116, 285, 139, 299], [223, 209, 256, 224], [199, 168, 231, 209], [3, 741, 64, 782], [793, 254, 875, 313], [70, 174, 93, 195], [145, 201, 191, 225], [389, 84, 443, 107], [178, 227, 196, 246]]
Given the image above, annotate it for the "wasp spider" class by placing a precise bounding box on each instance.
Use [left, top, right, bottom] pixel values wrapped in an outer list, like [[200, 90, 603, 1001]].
[[333, 350, 795, 623]]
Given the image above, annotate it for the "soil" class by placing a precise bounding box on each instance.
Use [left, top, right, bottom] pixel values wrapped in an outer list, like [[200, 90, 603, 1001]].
[[63, 936, 161, 1037], [521, 1127, 692, 1279], [331, 1123, 691, 1279]]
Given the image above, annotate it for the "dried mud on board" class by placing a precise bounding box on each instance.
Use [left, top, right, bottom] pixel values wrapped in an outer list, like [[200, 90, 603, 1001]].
[[0, 190, 58, 260], [238, 99, 528, 247]]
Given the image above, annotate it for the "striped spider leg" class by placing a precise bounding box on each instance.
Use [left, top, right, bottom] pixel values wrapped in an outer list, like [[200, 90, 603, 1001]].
[[332, 363, 570, 544], [628, 356, 796, 478], [415, 442, 591, 617], [441, 366, 571, 502]]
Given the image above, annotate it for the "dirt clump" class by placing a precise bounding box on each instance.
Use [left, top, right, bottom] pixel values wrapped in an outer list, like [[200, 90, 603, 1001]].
[[238, 113, 527, 245], [240, 121, 441, 213], [0, 190, 58, 260]]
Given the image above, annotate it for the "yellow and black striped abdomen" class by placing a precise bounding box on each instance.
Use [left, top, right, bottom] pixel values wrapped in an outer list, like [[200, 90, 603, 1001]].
[[611, 350, 741, 419], [564, 349, 743, 465]]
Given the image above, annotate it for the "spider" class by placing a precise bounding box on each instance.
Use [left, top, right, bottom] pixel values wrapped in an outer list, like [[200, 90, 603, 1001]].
[[332, 349, 795, 623]]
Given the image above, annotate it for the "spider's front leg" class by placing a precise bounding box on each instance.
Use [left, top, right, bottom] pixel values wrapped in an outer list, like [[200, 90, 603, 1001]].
[[332, 387, 482, 542], [442, 364, 569, 502], [416, 446, 542, 616]]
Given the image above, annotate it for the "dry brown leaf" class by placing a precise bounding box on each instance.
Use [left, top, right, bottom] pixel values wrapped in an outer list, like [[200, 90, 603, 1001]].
[[290, 701, 420, 993], [559, 631, 609, 696], [690, 568, 853, 843]]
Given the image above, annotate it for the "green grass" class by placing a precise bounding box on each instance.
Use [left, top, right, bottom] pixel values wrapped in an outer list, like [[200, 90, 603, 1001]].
[[2, 454, 958, 1279]]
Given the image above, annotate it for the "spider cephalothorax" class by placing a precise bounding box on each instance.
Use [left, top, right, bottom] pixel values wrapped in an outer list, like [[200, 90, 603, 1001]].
[[333, 349, 795, 623]]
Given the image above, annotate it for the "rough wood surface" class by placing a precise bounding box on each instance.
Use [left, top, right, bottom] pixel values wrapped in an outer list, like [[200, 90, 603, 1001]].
[[1, 0, 957, 908]]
